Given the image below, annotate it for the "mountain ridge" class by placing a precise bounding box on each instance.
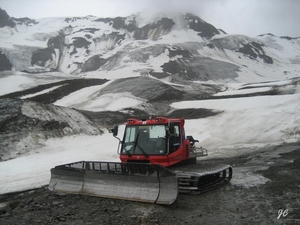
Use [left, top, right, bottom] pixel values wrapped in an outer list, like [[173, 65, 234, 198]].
[[0, 8, 300, 83]]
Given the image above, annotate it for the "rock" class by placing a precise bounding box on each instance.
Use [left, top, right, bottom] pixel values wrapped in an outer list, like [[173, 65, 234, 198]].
[[0, 51, 12, 71], [56, 215, 66, 221], [111, 206, 119, 212], [52, 201, 60, 206]]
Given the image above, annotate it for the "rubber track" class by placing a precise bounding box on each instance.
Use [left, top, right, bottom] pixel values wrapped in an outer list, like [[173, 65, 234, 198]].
[[176, 165, 232, 195]]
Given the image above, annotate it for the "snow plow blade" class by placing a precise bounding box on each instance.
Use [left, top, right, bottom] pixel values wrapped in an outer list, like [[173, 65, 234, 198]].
[[49, 161, 178, 205]]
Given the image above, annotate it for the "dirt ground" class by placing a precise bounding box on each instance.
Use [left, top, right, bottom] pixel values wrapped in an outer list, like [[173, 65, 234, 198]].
[[0, 142, 299, 225]]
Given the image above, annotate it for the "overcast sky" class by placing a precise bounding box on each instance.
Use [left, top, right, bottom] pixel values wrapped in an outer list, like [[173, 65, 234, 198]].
[[1, 0, 300, 37]]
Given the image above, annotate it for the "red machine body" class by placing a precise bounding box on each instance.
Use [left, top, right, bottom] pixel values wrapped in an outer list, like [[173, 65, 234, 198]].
[[117, 117, 198, 167]]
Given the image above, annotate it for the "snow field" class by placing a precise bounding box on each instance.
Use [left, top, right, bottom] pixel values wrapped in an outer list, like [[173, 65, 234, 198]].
[[176, 93, 300, 155], [0, 133, 119, 194]]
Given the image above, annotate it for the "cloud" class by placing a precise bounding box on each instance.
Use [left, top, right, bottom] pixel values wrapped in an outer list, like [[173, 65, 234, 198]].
[[0, 0, 299, 37], [195, 0, 300, 37]]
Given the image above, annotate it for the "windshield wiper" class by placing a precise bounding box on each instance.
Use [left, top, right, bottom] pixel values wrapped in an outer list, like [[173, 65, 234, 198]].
[[122, 141, 132, 157], [133, 132, 148, 158]]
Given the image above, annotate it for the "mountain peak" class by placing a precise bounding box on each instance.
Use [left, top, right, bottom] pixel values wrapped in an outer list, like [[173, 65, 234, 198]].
[[0, 8, 299, 83], [0, 8, 15, 28]]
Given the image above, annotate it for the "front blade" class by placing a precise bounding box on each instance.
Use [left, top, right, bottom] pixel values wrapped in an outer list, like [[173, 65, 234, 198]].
[[49, 161, 178, 205]]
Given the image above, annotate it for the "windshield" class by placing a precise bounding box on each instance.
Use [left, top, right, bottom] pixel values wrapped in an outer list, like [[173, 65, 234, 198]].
[[121, 125, 166, 155]]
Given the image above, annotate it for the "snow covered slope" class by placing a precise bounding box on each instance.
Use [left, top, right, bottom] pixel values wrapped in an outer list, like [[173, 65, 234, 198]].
[[0, 76, 299, 194], [1, 8, 299, 83]]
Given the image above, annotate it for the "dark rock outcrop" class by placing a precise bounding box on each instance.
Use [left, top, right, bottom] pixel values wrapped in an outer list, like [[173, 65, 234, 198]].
[[237, 41, 273, 64], [184, 13, 220, 39], [72, 37, 91, 48], [0, 8, 37, 28], [31, 48, 56, 67], [0, 8, 15, 28], [48, 34, 65, 50], [134, 18, 175, 40], [0, 51, 12, 71]]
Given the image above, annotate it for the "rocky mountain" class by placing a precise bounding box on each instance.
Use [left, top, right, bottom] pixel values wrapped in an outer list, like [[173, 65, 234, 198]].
[[1, 8, 299, 82]]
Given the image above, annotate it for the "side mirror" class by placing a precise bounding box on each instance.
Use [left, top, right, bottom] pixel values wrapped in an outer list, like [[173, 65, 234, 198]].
[[110, 125, 118, 137]]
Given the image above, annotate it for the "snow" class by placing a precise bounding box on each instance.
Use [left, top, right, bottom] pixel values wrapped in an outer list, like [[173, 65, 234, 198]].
[[0, 74, 32, 96], [0, 133, 119, 194], [232, 168, 270, 188], [20, 84, 65, 99], [60, 92, 144, 111], [83, 93, 143, 111], [0, 17, 66, 49], [173, 93, 300, 152], [0, 71, 74, 96], [213, 86, 271, 96], [54, 82, 145, 111]]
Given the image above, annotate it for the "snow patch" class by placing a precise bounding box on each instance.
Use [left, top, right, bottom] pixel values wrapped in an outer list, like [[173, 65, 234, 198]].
[[231, 167, 270, 188], [20, 84, 65, 99], [173, 93, 300, 150], [0, 74, 32, 96], [0, 133, 119, 194], [55, 90, 145, 112]]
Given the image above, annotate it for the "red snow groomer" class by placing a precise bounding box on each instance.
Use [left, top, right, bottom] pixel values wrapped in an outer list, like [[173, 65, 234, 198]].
[[114, 117, 207, 166], [49, 117, 232, 205]]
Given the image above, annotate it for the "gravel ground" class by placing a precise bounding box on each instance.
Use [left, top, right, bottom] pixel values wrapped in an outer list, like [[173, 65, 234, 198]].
[[1, 142, 299, 225]]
